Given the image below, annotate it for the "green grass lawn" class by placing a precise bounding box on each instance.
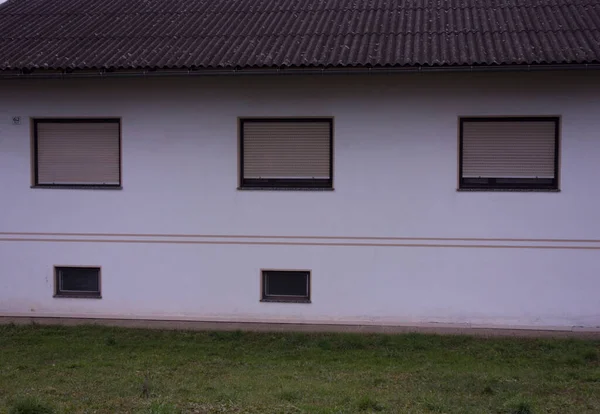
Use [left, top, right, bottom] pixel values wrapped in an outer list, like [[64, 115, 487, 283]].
[[0, 324, 599, 413]]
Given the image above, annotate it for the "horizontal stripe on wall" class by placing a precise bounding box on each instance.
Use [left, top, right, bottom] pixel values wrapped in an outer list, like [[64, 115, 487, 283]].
[[1, 233, 600, 250], [1, 232, 600, 243]]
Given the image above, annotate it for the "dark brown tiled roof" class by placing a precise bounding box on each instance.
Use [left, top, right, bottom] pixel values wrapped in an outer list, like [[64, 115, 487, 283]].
[[0, 0, 599, 72]]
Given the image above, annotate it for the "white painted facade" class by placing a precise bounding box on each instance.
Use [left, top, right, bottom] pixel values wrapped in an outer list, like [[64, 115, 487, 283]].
[[1, 71, 599, 330]]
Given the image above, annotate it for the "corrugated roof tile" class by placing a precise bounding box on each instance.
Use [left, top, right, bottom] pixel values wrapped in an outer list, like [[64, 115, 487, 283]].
[[0, 0, 598, 71]]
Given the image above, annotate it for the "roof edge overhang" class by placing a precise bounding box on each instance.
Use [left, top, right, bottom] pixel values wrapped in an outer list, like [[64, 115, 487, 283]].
[[1, 63, 599, 79]]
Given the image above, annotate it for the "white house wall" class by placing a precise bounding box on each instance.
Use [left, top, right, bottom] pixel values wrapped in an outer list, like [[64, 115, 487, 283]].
[[1, 71, 599, 329]]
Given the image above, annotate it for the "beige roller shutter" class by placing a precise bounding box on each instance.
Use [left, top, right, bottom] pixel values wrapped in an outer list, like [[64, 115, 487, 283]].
[[243, 121, 331, 179], [36, 121, 120, 185], [462, 120, 556, 178]]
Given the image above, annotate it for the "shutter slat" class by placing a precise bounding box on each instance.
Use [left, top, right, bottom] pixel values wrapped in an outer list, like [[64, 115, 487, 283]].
[[36, 121, 120, 185], [243, 121, 331, 179], [462, 120, 556, 178]]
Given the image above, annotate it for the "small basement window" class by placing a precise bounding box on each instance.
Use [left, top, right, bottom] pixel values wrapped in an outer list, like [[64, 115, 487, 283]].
[[261, 270, 311, 303], [240, 118, 333, 189], [459, 117, 559, 190], [54, 267, 101, 298], [33, 118, 121, 188]]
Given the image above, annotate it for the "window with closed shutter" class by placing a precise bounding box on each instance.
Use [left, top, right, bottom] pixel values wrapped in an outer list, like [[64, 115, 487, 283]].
[[240, 118, 333, 189], [459, 117, 559, 190], [34, 119, 121, 187]]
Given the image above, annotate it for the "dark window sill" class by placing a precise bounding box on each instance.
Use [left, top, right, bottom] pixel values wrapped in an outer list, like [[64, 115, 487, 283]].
[[53, 294, 102, 299], [32, 185, 122, 190], [261, 298, 311, 304], [238, 187, 333, 192], [457, 188, 560, 192], [241, 178, 332, 190]]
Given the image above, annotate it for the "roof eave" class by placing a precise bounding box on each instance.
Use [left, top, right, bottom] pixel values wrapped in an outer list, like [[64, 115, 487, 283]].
[[1, 63, 599, 79]]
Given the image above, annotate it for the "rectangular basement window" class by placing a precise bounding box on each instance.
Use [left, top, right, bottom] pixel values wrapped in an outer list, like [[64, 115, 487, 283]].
[[33, 118, 121, 188], [459, 117, 559, 190], [261, 270, 311, 303], [54, 266, 101, 298], [240, 118, 333, 189]]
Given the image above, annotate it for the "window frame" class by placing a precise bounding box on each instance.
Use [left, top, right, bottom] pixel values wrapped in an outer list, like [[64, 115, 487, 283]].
[[260, 270, 311, 303], [32, 118, 122, 189], [54, 266, 102, 299], [458, 116, 560, 191], [239, 118, 334, 190]]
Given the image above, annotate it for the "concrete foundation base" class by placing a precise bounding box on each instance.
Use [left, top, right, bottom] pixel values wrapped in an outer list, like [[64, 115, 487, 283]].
[[2, 316, 599, 338]]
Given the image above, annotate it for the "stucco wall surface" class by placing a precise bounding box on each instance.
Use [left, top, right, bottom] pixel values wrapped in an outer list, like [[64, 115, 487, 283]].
[[1, 71, 599, 329]]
